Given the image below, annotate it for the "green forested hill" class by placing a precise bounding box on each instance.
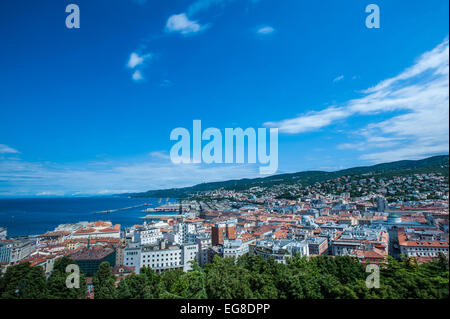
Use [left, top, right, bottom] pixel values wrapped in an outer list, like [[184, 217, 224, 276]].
[[130, 155, 449, 198]]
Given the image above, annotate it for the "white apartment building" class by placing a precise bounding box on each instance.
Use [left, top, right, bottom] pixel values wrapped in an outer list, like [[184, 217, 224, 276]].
[[253, 239, 309, 264], [222, 240, 249, 259], [196, 235, 211, 266], [134, 227, 163, 245], [123, 240, 199, 273], [172, 222, 197, 244], [330, 226, 388, 256], [0, 239, 35, 264], [398, 229, 449, 258], [182, 243, 199, 271]]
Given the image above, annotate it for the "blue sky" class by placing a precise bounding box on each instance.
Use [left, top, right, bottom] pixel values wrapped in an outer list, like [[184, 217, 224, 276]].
[[0, 0, 448, 196]]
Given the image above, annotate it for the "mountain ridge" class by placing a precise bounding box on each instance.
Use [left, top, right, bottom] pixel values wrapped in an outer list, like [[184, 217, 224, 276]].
[[129, 155, 449, 198]]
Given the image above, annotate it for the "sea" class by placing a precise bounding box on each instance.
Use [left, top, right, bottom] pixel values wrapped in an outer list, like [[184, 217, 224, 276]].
[[0, 196, 173, 237]]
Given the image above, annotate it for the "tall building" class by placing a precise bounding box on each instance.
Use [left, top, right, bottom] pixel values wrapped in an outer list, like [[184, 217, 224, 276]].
[[211, 220, 237, 246], [196, 235, 211, 266], [199, 205, 206, 219], [71, 245, 116, 276], [376, 196, 388, 212]]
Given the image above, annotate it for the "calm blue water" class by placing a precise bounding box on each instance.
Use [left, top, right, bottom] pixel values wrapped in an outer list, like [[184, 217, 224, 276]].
[[0, 196, 171, 237]]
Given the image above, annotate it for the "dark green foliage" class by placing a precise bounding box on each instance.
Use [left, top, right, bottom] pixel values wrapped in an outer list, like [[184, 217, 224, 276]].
[[1, 253, 448, 299], [46, 257, 88, 299], [204, 256, 255, 298], [0, 262, 48, 298], [93, 261, 116, 299]]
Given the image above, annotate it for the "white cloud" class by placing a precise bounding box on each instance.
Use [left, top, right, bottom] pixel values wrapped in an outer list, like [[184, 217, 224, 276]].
[[166, 13, 202, 35], [166, 0, 258, 36], [132, 70, 144, 81], [257, 26, 275, 34], [127, 52, 151, 69], [149, 151, 170, 160], [360, 143, 449, 163], [0, 144, 19, 154], [264, 38, 449, 162], [264, 107, 351, 134], [333, 75, 344, 82], [363, 39, 449, 93], [0, 156, 260, 196], [126, 52, 151, 82]]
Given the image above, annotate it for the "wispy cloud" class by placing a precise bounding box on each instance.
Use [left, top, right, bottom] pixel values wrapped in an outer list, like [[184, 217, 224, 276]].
[[0, 144, 19, 154], [166, 0, 257, 36], [149, 151, 170, 160], [265, 37, 449, 162], [257, 26, 275, 35], [0, 156, 260, 196], [264, 107, 351, 134], [333, 75, 344, 82]]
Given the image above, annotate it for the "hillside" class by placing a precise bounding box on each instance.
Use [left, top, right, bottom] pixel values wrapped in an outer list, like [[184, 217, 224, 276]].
[[130, 155, 449, 198]]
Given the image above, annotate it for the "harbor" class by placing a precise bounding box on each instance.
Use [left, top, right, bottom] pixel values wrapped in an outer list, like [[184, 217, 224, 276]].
[[93, 203, 152, 214]]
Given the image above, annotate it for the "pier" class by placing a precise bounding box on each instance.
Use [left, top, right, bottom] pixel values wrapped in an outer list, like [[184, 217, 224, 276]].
[[93, 203, 152, 215]]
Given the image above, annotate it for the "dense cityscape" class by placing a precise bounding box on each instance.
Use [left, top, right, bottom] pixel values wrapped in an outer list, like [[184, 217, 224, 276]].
[[1, 157, 448, 299]]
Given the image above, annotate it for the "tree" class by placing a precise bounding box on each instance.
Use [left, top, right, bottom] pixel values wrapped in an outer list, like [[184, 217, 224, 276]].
[[46, 257, 87, 299], [116, 277, 132, 299], [204, 256, 254, 298], [93, 262, 116, 299], [0, 262, 48, 299]]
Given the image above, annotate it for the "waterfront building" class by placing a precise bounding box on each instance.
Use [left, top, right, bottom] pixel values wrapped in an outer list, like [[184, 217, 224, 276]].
[[71, 221, 121, 240]]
